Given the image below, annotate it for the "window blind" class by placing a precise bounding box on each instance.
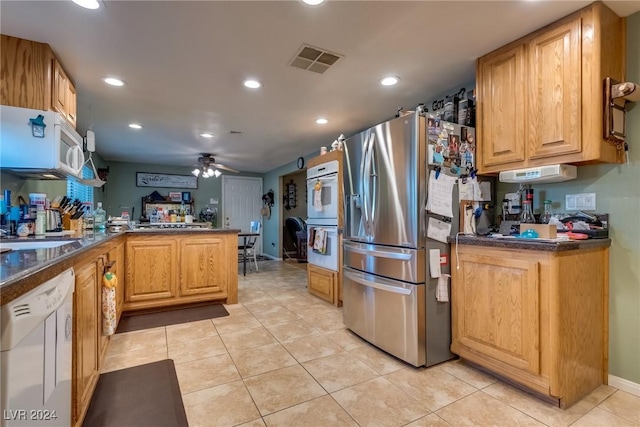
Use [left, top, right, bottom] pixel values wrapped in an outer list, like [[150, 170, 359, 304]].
[[67, 165, 94, 204]]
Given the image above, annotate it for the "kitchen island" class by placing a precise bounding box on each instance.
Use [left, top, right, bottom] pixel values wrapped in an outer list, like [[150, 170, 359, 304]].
[[450, 235, 611, 408], [1, 228, 239, 427], [1, 228, 240, 307]]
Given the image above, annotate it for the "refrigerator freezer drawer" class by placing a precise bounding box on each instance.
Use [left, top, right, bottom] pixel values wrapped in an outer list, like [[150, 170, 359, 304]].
[[343, 241, 425, 283], [343, 267, 425, 366]]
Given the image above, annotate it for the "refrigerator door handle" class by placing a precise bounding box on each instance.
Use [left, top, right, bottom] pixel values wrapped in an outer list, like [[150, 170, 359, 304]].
[[344, 245, 412, 260], [370, 140, 378, 234], [362, 133, 375, 237], [344, 269, 412, 296]]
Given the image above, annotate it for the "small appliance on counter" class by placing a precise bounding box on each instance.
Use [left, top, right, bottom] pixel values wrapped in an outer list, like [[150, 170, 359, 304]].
[[107, 217, 131, 233]]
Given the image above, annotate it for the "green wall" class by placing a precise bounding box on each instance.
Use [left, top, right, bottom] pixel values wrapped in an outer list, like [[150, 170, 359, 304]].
[[262, 152, 319, 258], [102, 160, 260, 223], [497, 11, 640, 384]]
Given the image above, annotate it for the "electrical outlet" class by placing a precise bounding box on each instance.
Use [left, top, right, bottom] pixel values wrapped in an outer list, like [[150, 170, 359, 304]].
[[565, 193, 596, 211]]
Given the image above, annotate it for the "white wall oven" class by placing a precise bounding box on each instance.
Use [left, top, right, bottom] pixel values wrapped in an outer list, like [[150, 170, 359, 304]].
[[307, 160, 339, 221], [306, 159, 340, 272]]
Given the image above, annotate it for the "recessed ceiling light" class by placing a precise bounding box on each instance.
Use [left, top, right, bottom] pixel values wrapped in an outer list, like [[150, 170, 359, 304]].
[[302, 0, 325, 5], [200, 133, 214, 138], [380, 76, 399, 86], [72, 0, 100, 10], [129, 123, 142, 129], [315, 118, 328, 125], [243, 79, 262, 89], [103, 77, 125, 87]]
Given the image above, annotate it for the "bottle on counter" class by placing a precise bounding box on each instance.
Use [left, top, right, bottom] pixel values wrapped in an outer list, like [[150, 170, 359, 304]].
[[35, 207, 46, 235], [519, 200, 536, 224], [539, 200, 553, 224], [94, 202, 106, 231]]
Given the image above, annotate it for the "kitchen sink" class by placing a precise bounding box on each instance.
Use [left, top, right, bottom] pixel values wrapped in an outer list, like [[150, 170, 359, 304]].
[[0, 240, 78, 251]]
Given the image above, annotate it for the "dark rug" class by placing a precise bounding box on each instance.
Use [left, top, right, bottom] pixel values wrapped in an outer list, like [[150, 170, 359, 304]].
[[116, 303, 229, 334], [82, 359, 188, 427]]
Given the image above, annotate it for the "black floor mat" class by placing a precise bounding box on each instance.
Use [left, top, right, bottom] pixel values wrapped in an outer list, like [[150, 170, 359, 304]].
[[116, 303, 229, 334], [82, 360, 188, 427]]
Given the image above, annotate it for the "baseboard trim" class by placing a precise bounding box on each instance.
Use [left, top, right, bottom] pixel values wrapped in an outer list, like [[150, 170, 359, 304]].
[[608, 375, 640, 397]]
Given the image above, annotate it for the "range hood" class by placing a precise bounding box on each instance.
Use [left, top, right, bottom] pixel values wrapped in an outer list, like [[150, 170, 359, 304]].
[[4, 168, 71, 180], [499, 164, 577, 184]]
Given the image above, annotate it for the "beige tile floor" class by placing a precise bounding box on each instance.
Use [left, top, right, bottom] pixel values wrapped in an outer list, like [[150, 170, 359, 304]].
[[103, 261, 640, 427]]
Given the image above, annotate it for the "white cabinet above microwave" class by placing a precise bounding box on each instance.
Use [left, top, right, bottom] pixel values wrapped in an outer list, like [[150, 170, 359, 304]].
[[0, 105, 84, 179]]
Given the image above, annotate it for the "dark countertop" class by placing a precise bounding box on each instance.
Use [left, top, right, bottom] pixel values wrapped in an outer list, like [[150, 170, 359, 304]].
[[449, 234, 611, 251], [0, 228, 240, 305]]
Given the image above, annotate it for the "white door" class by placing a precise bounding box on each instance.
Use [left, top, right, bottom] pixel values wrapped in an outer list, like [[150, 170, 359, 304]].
[[222, 176, 263, 254]]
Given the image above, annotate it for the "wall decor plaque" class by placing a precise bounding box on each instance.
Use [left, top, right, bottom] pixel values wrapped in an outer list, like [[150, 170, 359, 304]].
[[136, 172, 198, 189]]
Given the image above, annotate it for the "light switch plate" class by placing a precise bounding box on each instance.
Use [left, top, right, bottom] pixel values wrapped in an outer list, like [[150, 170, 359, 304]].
[[566, 193, 596, 211]]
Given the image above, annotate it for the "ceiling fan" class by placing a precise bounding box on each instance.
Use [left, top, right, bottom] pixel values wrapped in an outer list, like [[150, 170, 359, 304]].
[[192, 153, 239, 178]]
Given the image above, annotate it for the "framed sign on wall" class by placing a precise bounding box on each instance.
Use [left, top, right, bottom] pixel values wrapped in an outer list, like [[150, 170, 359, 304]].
[[136, 172, 198, 189]]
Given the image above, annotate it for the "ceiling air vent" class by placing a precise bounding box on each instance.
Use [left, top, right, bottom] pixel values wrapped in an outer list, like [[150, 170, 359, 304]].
[[289, 44, 342, 74]]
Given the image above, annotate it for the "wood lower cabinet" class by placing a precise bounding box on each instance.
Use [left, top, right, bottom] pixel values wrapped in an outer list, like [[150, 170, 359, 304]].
[[125, 237, 178, 305], [73, 260, 100, 426], [451, 244, 609, 408], [307, 264, 336, 303], [179, 236, 228, 298], [477, 2, 625, 173], [124, 232, 238, 311], [108, 241, 126, 323], [72, 237, 125, 427]]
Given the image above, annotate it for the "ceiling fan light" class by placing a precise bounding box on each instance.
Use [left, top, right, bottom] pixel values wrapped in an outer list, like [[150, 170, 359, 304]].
[[191, 168, 200, 177], [202, 171, 209, 178], [214, 170, 222, 178], [206, 168, 214, 175]]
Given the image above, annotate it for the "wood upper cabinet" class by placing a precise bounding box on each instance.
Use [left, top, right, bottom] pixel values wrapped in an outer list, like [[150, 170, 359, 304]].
[[451, 243, 610, 408], [1, 34, 77, 127], [126, 237, 178, 304], [179, 236, 229, 297], [476, 2, 625, 174], [1, 35, 51, 111], [528, 19, 582, 160], [478, 44, 526, 168], [73, 260, 99, 426], [52, 59, 77, 127]]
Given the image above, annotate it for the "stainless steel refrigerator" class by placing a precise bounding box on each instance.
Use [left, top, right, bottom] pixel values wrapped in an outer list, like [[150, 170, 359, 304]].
[[342, 111, 468, 367]]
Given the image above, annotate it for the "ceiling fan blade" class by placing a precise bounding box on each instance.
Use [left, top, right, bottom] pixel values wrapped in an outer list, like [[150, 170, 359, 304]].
[[212, 163, 239, 173]]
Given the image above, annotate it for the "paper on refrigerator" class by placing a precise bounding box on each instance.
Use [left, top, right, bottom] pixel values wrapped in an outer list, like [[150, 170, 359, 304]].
[[427, 217, 451, 244], [426, 170, 455, 217]]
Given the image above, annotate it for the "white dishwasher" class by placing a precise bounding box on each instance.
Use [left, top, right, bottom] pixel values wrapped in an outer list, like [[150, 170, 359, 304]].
[[1, 268, 75, 427]]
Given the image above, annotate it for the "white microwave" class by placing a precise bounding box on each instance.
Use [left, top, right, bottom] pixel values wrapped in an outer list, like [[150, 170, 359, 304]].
[[0, 105, 85, 179]]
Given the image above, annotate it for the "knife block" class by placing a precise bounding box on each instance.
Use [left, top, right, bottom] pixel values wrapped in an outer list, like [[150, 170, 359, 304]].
[[62, 213, 71, 230]]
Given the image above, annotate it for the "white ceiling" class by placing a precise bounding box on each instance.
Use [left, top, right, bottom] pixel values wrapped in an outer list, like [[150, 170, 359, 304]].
[[2, 1, 639, 173]]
